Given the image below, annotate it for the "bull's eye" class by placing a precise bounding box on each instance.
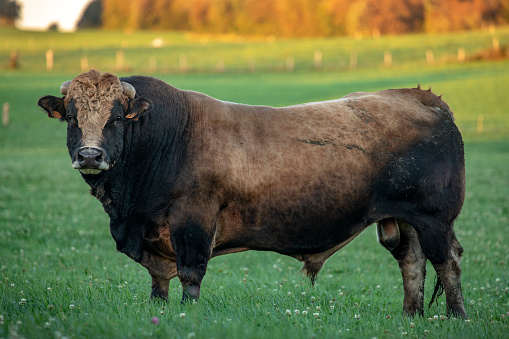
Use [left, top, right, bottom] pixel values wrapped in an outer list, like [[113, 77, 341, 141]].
[[66, 115, 72, 123], [116, 116, 123, 123]]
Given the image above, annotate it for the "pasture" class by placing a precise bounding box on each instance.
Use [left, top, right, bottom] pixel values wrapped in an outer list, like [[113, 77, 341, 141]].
[[0, 28, 508, 338]]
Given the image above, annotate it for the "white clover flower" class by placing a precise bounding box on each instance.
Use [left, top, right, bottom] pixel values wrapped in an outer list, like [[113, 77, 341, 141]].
[[313, 313, 319, 318], [302, 311, 308, 316], [69, 304, 74, 309], [354, 314, 360, 319], [285, 310, 291, 316], [179, 313, 186, 319], [410, 322, 415, 328], [294, 310, 300, 315], [19, 298, 26, 305]]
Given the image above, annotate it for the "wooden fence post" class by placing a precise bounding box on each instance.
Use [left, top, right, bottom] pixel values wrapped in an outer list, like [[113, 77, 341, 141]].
[[116, 50, 124, 71], [81, 56, 88, 72], [384, 51, 392, 67], [248, 57, 255, 72], [217, 57, 225, 72], [149, 57, 157, 72], [477, 115, 484, 135], [349, 52, 358, 69], [492, 38, 499, 52], [2, 102, 9, 126], [457, 48, 465, 62], [46, 49, 53, 71], [286, 56, 294, 72], [314, 50, 322, 70], [179, 54, 187, 72], [9, 50, 18, 69], [426, 49, 434, 64]]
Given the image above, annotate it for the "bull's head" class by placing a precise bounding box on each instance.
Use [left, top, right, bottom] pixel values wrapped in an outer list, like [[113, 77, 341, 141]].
[[38, 70, 151, 176]]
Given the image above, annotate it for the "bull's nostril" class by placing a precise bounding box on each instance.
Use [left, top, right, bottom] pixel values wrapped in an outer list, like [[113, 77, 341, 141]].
[[77, 147, 105, 168]]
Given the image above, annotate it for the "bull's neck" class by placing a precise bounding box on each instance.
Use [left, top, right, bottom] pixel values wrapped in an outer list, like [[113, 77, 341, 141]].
[[90, 93, 191, 222]]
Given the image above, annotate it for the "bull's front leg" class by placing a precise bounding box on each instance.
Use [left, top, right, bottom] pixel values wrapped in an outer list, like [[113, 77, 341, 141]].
[[140, 250, 177, 300], [170, 221, 214, 302]]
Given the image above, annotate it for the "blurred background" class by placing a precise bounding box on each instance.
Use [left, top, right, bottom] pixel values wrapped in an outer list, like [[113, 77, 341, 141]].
[[8, 0, 509, 35]]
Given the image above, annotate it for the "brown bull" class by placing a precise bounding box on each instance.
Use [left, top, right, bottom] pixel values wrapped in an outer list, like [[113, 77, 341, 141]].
[[38, 70, 466, 317]]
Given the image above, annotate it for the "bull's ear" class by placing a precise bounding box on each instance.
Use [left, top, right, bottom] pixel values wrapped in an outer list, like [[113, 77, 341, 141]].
[[125, 98, 151, 121], [38, 95, 65, 120]]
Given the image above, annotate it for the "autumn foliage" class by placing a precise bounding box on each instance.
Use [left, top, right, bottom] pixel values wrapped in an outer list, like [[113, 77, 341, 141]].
[[101, 0, 509, 36]]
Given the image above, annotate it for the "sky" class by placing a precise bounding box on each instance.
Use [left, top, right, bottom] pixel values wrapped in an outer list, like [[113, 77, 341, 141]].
[[16, 0, 92, 31]]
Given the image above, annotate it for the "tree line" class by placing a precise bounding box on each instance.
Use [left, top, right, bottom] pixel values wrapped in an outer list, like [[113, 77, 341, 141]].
[[80, 0, 508, 36]]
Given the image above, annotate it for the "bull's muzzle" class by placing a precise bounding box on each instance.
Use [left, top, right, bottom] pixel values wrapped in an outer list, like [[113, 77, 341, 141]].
[[73, 146, 109, 175]]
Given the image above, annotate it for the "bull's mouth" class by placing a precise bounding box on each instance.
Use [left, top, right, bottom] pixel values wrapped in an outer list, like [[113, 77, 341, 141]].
[[78, 168, 104, 175]]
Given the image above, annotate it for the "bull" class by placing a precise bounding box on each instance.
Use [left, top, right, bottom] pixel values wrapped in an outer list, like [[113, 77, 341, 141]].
[[38, 70, 467, 317]]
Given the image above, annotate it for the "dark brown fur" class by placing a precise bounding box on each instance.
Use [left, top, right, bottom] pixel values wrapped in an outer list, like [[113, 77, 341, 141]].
[[38, 72, 467, 317]]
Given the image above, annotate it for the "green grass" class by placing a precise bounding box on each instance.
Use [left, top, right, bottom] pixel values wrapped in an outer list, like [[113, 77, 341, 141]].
[[0, 28, 508, 338], [1, 27, 509, 72]]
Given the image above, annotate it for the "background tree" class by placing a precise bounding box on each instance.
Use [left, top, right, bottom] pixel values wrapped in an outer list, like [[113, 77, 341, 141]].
[[77, 0, 103, 29], [0, 0, 21, 27], [99, 0, 509, 36]]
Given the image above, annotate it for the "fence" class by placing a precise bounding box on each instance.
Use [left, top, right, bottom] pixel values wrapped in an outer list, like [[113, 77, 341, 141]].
[[7, 35, 505, 74]]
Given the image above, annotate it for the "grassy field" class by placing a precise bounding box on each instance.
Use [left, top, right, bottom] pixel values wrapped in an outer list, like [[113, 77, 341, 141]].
[[1, 26, 509, 73], [0, 28, 508, 338]]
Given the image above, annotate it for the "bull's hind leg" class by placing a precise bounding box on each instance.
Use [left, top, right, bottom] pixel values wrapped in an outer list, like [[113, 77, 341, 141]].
[[378, 219, 427, 316], [416, 223, 466, 318]]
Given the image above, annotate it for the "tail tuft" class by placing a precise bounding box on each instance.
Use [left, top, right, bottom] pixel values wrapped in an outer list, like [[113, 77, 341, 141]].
[[429, 275, 444, 309]]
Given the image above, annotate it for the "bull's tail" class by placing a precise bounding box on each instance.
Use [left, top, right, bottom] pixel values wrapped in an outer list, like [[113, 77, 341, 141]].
[[429, 275, 444, 309]]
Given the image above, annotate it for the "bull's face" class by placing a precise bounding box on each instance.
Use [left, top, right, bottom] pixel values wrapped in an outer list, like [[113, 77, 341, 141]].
[[38, 70, 151, 177]]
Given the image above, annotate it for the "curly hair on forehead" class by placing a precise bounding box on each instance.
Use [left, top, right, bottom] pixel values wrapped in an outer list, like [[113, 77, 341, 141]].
[[64, 70, 129, 139], [64, 70, 128, 109]]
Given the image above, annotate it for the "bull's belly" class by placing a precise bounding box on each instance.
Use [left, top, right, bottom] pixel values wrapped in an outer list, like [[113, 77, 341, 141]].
[[214, 200, 378, 256]]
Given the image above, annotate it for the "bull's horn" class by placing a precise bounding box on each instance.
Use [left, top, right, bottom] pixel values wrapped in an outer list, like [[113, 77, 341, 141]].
[[121, 82, 136, 99], [60, 80, 71, 95]]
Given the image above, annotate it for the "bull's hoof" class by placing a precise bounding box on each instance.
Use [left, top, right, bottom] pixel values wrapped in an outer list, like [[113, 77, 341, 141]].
[[150, 290, 169, 302], [447, 305, 467, 319], [402, 308, 424, 317], [182, 285, 200, 302]]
